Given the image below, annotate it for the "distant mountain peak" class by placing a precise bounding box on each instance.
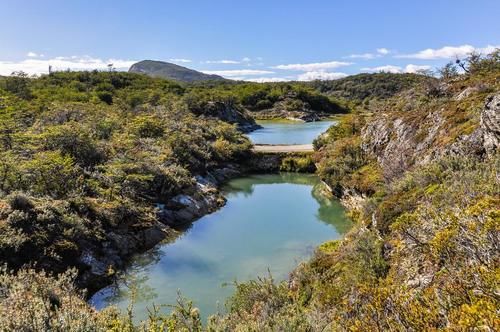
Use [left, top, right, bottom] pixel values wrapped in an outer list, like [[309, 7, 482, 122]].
[[129, 60, 227, 83]]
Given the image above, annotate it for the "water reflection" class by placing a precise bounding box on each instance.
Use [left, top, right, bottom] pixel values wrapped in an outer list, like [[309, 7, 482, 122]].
[[91, 173, 351, 321]]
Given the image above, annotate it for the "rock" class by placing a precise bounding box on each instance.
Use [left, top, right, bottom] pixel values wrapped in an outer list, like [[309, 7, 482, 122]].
[[201, 101, 260, 132], [447, 93, 500, 157], [158, 175, 226, 227], [453, 84, 490, 101], [210, 165, 241, 182], [361, 94, 499, 180], [80, 250, 108, 276], [362, 115, 419, 179], [339, 188, 366, 211], [142, 225, 168, 248], [481, 94, 500, 156]]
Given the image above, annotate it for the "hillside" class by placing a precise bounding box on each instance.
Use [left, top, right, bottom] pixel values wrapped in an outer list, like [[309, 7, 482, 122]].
[[129, 60, 227, 83], [210, 50, 500, 331], [0, 71, 254, 294], [0, 51, 498, 331], [185, 81, 349, 121], [310, 72, 433, 103]]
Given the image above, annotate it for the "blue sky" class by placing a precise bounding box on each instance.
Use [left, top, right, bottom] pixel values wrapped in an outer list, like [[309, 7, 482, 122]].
[[0, 0, 499, 81]]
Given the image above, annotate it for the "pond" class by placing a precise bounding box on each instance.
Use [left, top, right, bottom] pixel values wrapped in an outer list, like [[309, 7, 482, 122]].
[[246, 120, 334, 144], [90, 173, 350, 321]]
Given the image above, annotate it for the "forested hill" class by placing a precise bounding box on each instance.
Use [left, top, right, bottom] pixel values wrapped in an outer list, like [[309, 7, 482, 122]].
[[309, 72, 433, 102], [129, 60, 227, 82]]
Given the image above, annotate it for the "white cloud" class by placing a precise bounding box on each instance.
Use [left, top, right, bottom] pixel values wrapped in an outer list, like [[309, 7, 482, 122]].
[[377, 48, 390, 55], [244, 77, 289, 83], [273, 60, 352, 71], [201, 69, 275, 77], [479, 45, 500, 55], [241, 57, 251, 62], [348, 53, 376, 59], [361, 65, 402, 73], [0, 55, 136, 75], [27, 52, 39, 57], [205, 59, 240, 64], [361, 64, 432, 74], [297, 71, 348, 81], [397, 44, 500, 59], [404, 64, 432, 73], [169, 58, 192, 63], [347, 48, 390, 59]]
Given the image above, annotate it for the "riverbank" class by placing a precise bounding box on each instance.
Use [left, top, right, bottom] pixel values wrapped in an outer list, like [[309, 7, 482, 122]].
[[81, 119, 338, 296], [206, 60, 500, 331], [91, 173, 351, 321], [82, 143, 323, 298]]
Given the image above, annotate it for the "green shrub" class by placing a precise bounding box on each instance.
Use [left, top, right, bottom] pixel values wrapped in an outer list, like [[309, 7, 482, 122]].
[[280, 155, 316, 172], [23, 151, 78, 198]]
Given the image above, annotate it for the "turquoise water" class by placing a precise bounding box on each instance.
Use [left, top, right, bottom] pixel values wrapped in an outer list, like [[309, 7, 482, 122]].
[[247, 120, 334, 144], [90, 173, 350, 321]]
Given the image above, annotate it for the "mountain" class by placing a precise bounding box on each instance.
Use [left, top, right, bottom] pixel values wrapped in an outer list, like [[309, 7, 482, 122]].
[[129, 60, 227, 83]]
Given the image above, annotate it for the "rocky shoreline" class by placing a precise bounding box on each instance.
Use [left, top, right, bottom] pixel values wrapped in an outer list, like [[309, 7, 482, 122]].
[[80, 115, 338, 297], [79, 163, 247, 297], [81, 143, 325, 298]]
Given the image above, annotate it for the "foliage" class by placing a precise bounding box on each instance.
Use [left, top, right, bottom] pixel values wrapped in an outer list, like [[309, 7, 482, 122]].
[[208, 53, 500, 331], [0, 70, 252, 285], [310, 72, 431, 103], [280, 154, 316, 172], [0, 267, 209, 331], [0, 52, 499, 331], [0, 71, 33, 100], [206, 156, 499, 331], [185, 81, 347, 117]]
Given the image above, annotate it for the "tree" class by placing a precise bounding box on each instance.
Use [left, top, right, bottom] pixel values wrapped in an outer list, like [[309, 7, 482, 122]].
[[2, 71, 33, 100], [439, 62, 459, 80]]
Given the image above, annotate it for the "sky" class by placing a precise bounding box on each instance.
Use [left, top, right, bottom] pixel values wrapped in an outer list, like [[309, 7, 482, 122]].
[[0, 0, 499, 81]]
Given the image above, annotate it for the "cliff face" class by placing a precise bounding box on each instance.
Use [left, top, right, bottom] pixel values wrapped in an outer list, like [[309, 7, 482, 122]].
[[361, 91, 499, 180], [196, 101, 261, 133], [309, 78, 499, 329]]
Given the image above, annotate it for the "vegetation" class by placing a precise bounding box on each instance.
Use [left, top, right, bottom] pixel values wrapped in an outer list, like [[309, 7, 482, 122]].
[[280, 154, 316, 173], [207, 51, 500, 331], [0, 70, 252, 287], [310, 72, 432, 103], [0, 51, 498, 331], [128, 60, 349, 118], [212, 155, 499, 331], [184, 81, 348, 118]]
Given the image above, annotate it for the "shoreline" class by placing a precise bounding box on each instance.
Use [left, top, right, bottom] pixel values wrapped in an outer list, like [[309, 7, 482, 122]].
[[83, 119, 338, 299]]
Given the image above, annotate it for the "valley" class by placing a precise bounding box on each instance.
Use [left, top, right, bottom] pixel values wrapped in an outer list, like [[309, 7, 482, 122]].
[[0, 50, 498, 331]]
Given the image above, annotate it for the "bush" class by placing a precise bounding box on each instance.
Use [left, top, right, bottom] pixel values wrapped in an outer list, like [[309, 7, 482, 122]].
[[23, 151, 78, 198], [41, 124, 105, 167], [97, 90, 113, 104], [280, 155, 316, 172], [128, 115, 164, 138]]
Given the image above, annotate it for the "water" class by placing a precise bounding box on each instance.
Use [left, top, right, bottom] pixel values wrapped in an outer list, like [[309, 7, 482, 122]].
[[247, 120, 334, 144], [90, 173, 350, 321]]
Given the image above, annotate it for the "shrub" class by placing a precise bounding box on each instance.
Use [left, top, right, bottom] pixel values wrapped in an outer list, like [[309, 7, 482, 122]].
[[129, 115, 164, 138], [23, 151, 78, 198], [97, 90, 113, 104], [280, 155, 316, 172]]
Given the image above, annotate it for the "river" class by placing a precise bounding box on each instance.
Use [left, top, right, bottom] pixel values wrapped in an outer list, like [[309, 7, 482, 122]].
[[247, 120, 334, 144], [90, 120, 348, 321]]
